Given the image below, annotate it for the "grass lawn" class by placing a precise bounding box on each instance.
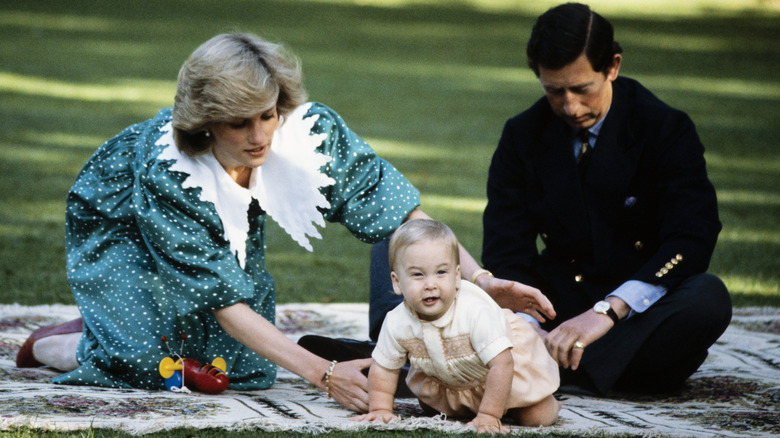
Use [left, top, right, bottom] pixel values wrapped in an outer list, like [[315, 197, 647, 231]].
[[0, 0, 778, 437]]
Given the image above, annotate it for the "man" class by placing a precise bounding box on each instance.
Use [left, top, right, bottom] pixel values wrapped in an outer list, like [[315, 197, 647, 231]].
[[480, 2, 731, 395], [305, 2, 731, 397]]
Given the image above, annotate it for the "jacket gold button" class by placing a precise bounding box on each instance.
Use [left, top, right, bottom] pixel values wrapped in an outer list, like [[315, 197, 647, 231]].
[[634, 241, 644, 250], [574, 274, 583, 283]]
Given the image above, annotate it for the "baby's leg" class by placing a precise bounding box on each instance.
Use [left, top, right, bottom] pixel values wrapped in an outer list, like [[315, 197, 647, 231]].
[[507, 395, 560, 427]]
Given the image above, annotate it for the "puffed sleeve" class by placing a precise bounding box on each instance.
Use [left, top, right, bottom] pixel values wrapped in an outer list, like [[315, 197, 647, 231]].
[[307, 103, 421, 243], [468, 300, 514, 366], [372, 307, 410, 370]]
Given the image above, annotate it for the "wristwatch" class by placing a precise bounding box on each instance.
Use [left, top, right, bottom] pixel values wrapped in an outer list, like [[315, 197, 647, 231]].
[[593, 300, 620, 325]]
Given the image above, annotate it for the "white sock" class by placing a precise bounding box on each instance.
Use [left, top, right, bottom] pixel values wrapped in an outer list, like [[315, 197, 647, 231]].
[[33, 332, 81, 371]]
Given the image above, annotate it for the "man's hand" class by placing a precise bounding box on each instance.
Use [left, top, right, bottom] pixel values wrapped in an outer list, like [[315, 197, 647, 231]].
[[476, 275, 556, 323], [544, 310, 613, 370], [542, 297, 629, 370]]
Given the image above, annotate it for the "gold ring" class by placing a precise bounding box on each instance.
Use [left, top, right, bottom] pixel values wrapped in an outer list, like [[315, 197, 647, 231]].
[[573, 341, 586, 349]]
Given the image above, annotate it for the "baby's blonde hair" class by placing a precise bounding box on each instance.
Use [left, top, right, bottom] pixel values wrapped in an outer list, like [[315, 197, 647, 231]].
[[388, 219, 460, 272]]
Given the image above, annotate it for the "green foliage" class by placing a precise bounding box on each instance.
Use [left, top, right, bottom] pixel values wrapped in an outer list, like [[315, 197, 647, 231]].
[[0, 0, 777, 311]]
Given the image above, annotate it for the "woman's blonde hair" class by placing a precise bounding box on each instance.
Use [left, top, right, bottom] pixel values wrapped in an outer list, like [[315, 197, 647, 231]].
[[388, 219, 460, 272], [172, 33, 307, 155]]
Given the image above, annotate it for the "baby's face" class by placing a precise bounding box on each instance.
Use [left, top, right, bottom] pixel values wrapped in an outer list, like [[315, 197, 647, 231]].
[[391, 239, 460, 321]]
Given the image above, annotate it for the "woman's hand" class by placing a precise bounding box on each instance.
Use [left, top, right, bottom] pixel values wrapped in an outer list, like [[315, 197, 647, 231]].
[[213, 303, 373, 412], [467, 412, 510, 435], [326, 358, 372, 413], [476, 274, 556, 323]]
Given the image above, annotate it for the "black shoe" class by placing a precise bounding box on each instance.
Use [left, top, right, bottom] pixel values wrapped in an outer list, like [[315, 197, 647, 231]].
[[557, 367, 600, 397], [298, 335, 376, 362], [297, 335, 414, 398]]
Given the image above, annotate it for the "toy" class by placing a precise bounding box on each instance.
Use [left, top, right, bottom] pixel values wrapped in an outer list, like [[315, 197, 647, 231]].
[[158, 334, 230, 394]]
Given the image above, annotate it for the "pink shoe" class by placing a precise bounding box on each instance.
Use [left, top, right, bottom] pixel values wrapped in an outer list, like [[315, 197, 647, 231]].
[[16, 318, 83, 368]]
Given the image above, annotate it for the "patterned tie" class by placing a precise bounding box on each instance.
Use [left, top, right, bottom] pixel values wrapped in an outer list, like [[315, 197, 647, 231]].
[[577, 129, 593, 180]]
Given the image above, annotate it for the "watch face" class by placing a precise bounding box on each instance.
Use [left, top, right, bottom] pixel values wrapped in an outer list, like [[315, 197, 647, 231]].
[[594, 301, 610, 313]]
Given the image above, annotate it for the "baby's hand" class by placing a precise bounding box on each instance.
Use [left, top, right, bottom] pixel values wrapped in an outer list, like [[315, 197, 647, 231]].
[[466, 412, 509, 435], [350, 409, 397, 423]]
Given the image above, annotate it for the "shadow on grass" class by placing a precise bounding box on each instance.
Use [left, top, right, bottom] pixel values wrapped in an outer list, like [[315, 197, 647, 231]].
[[0, 0, 778, 306]]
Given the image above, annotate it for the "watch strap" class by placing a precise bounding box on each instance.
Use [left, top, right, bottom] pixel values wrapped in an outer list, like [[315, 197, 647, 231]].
[[604, 306, 620, 325], [594, 300, 620, 325]]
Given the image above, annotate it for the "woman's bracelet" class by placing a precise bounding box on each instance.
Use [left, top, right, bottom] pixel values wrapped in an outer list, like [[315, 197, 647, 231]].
[[470, 269, 493, 284], [321, 359, 338, 398]]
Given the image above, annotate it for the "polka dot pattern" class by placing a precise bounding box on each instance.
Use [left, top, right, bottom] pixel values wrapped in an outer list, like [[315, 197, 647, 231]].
[[54, 105, 420, 390], [309, 103, 420, 240]]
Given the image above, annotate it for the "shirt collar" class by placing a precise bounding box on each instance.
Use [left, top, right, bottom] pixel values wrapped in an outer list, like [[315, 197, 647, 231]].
[[576, 106, 610, 139]]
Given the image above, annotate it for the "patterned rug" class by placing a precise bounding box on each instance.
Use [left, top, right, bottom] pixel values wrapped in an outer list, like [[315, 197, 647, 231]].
[[0, 304, 777, 436]]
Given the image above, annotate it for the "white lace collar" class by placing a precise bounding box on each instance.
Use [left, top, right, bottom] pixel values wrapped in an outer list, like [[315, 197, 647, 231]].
[[156, 103, 335, 268]]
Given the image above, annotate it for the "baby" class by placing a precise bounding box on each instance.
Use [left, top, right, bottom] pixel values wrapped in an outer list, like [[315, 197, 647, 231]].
[[353, 219, 560, 433]]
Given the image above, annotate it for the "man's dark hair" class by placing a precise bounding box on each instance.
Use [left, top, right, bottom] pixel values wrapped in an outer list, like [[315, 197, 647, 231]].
[[526, 2, 622, 76]]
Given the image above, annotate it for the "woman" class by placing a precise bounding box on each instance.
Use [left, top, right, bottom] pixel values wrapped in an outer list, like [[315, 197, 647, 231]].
[[17, 33, 554, 413]]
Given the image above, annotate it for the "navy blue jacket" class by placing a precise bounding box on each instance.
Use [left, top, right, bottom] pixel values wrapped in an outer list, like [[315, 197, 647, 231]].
[[482, 77, 721, 322]]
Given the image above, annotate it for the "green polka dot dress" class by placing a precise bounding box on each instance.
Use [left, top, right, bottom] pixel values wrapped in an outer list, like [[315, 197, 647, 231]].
[[54, 102, 420, 390]]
